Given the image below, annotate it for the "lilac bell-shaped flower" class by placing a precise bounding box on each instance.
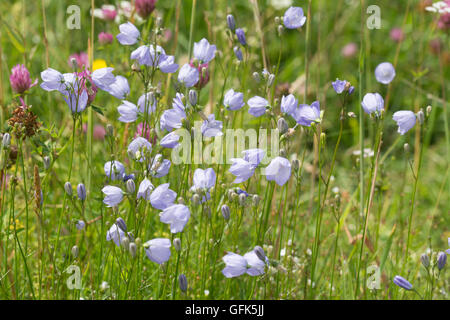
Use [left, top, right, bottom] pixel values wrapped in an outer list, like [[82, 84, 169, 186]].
[[392, 111, 416, 135], [144, 238, 171, 264], [283, 6, 307, 29], [248, 96, 269, 117], [264, 156, 291, 186], [116, 22, 140, 45], [150, 183, 177, 210], [160, 204, 191, 233], [102, 186, 124, 207], [224, 89, 245, 111], [375, 62, 396, 85]]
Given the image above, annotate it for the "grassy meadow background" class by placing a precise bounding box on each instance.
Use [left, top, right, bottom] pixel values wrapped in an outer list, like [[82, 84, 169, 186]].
[[0, 0, 448, 300]]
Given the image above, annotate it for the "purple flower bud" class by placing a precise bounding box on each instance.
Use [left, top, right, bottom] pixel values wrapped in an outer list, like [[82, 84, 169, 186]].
[[115, 217, 127, 232], [179, 274, 188, 292], [227, 14, 236, 31], [235, 28, 247, 46], [437, 251, 447, 270], [221, 204, 230, 220], [234, 46, 243, 61], [393, 275, 413, 290], [77, 183, 86, 201]]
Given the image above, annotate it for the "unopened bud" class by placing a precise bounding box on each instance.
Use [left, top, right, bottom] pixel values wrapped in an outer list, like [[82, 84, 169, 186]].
[[192, 194, 201, 206], [403, 143, 409, 153], [189, 89, 198, 106], [121, 237, 130, 250], [173, 238, 181, 251], [129, 242, 137, 257], [77, 183, 86, 201], [2, 133, 10, 148], [421, 253, 430, 268], [64, 182, 73, 196], [252, 72, 260, 83], [277, 118, 289, 135], [267, 74, 275, 87], [71, 245, 79, 258], [277, 25, 284, 36], [227, 14, 236, 31], [417, 110, 424, 125], [252, 194, 260, 206], [292, 159, 300, 171], [126, 179, 135, 193], [426, 105, 432, 116], [254, 246, 266, 262], [106, 124, 114, 136], [179, 274, 188, 292], [116, 217, 127, 232], [239, 193, 246, 206], [43, 156, 51, 170], [221, 204, 230, 220], [177, 197, 185, 205]]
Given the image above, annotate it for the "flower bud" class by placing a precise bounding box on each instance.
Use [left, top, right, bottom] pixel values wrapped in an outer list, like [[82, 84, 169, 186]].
[[277, 24, 284, 36], [426, 105, 432, 116], [417, 110, 424, 125], [192, 194, 201, 206], [106, 124, 114, 136], [421, 253, 430, 268], [267, 74, 275, 87], [177, 197, 185, 205], [277, 117, 289, 135], [252, 194, 260, 206], [179, 274, 188, 292], [2, 133, 10, 148], [173, 238, 182, 251], [238, 193, 246, 206], [188, 89, 198, 106], [437, 251, 447, 270], [254, 245, 266, 262], [71, 245, 79, 258], [64, 181, 73, 196], [129, 242, 137, 257], [274, 16, 280, 24], [292, 159, 300, 171], [227, 14, 236, 31], [116, 217, 127, 232], [252, 72, 260, 83], [77, 183, 86, 201], [43, 156, 51, 170], [121, 236, 130, 250], [221, 204, 230, 220], [126, 179, 135, 194], [403, 143, 409, 153], [279, 149, 286, 157]]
